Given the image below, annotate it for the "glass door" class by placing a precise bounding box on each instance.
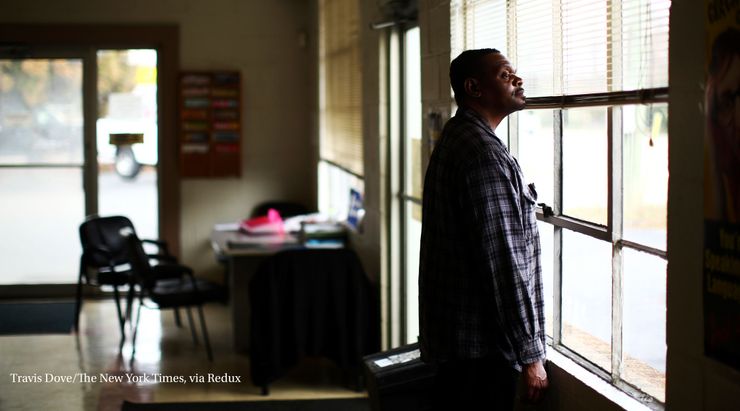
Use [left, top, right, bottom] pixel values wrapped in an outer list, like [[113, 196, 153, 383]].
[[0, 55, 86, 284], [96, 49, 159, 240], [0, 48, 160, 286]]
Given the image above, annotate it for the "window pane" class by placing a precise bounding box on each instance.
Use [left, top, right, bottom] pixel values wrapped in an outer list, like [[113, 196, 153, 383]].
[[563, 108, 608, 225], [518, 109, 554, 207], [623, 248, 666, 402], [562, 229, 611, 371], [622, 0, 670, 90], [0, 58, 84, 285], [538, 222, 554, 338], [0, 168, 83, 284], [562, 0, 607, 94], [404, 27, 422, 201], [623, 104, 667, 250], [319, 0, 363, 176], [450, 0, 507, 59], [318, 161, 363, 221], [97, 49, 159, 239], [0, 59, 83, 165], [516, 0, 555, 97], [405, 201, 422, 344]]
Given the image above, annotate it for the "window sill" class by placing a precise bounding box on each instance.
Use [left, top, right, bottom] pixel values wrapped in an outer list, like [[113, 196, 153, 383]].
[[546, 349, 660, 411]]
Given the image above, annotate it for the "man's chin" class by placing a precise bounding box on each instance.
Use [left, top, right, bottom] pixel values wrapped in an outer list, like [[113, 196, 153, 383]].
[[515, 98, 527, 110]]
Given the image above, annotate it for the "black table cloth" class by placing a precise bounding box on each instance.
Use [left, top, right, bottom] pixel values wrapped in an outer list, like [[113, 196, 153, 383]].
[[249, 248, 380, 392]]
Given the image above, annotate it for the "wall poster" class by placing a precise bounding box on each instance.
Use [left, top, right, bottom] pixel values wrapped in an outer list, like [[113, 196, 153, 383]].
[[703, 0, 740, 370]]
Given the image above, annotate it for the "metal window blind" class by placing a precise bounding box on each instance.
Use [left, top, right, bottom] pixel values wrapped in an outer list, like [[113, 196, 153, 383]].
[[451, 0, 508, 64], [319, 0, 363, 177], [450, 0, 670, 98], [517, 0, 557, 97]]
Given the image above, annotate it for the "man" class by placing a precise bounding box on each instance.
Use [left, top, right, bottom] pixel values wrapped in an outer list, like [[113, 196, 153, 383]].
[[419, 48, 548, 410]]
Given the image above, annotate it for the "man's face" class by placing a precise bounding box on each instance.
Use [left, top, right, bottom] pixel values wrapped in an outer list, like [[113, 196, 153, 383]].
[[476, 52, 526, 114]]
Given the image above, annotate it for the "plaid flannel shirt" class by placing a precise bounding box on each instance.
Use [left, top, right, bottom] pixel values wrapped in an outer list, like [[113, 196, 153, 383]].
[[419, 107, 546, 371]]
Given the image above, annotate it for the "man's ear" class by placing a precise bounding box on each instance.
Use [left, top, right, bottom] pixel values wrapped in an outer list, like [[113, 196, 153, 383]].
[[464, 78, 481, 98]]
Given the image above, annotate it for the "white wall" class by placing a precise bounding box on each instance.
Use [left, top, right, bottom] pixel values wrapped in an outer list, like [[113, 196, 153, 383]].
[[1, 0, 316, 280]]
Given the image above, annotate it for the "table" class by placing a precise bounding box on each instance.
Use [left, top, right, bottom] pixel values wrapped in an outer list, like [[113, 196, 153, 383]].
[[211, 228, 305, 352]]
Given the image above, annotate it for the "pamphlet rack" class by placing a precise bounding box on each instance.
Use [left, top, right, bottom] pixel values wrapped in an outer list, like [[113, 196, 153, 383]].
[[179, 71, 241, 178]]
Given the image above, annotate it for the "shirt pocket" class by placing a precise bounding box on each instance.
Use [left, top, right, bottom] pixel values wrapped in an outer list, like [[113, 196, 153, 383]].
[[520, 183, 539, 281], [520, 183, 538, 224], [523, 183, 538, 204]]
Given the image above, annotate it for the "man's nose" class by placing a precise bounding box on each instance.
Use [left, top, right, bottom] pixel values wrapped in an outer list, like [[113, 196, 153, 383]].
[[513, 75, 523, 86]]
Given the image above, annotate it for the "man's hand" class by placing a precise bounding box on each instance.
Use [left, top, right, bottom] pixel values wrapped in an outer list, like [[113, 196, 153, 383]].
[[522, 360, 548, 403]]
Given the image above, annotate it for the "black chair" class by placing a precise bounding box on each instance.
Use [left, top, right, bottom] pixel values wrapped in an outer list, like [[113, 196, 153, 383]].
[[76, 215, 175, 348], [125, 232, 224, 362], [249, 248, 380, 395]]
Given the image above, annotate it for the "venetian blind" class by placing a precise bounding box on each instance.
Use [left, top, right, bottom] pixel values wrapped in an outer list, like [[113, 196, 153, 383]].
[[451, 0, 507, 61], [319, 0, 364, 176], [450, 0, 670, 98]]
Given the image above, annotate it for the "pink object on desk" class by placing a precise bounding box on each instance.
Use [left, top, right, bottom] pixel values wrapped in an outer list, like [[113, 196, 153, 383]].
[[240, 208, 284, 234]]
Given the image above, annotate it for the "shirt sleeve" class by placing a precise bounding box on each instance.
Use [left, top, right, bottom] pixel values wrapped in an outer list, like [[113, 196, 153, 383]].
[[463, 153, 546, 366]]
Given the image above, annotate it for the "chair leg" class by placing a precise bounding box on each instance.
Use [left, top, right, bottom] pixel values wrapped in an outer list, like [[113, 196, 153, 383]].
[[74, 267, 84, 332], [196, 305, 213, 362], [186, 307, 199, 345], [112, 286, 126, 350], [125, 283, 136, 332], [130, 300, 143, 361], [173, 308, 182, 328]]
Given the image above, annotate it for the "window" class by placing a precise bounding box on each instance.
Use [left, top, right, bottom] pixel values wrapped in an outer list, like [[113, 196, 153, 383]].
[[387, 25, 423, 345], [450, 0, 669, 404], [318, 0, 364, 217]]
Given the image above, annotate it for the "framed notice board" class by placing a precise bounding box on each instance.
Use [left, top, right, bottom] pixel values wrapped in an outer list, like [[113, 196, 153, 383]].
[[179, 71, 241, 178]]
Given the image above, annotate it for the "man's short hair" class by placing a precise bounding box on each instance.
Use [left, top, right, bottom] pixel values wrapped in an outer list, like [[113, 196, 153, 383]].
[[450, 48, 500, 105]]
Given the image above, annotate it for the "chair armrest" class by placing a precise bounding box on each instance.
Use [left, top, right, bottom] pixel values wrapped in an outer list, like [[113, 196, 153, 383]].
[[148, 254, 178, 264], [152, 263, 193, 281], [141, 239, 171, 256]]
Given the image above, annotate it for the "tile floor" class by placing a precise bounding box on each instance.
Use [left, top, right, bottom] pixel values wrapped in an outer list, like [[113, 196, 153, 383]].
[[0, 300, 366, 411]]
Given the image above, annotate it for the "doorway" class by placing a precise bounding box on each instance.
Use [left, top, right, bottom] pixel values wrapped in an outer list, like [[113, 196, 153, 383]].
[[0, 48, 160, 286]]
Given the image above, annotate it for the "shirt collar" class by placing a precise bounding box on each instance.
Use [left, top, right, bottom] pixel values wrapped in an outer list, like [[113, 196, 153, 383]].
[[456, 106, 495, 135], [455, 106, 509, 149]]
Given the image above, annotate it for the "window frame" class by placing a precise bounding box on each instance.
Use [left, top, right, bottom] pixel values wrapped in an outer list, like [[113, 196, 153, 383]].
[[525, 101, 667, 409], [386, 23, 424, 348]]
